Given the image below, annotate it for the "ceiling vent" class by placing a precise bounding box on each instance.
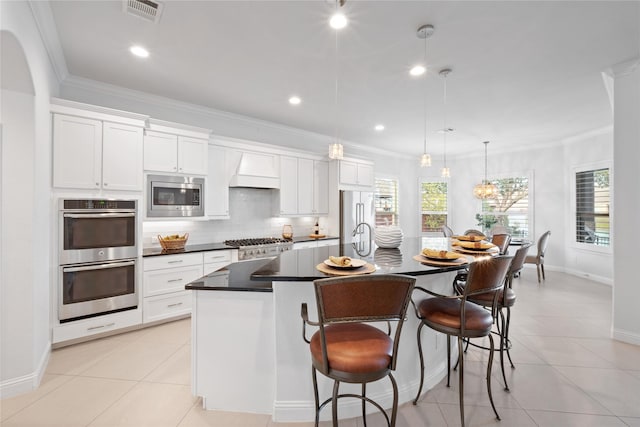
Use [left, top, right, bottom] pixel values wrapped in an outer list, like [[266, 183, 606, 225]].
[[123, 0, 164, 23]]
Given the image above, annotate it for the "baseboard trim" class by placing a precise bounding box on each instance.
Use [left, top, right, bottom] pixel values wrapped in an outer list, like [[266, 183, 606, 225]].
[[563, 268, 613, 286], [612, 328, 640, 346], [0, 341, 51, 399], [272, 359, 448, 422]]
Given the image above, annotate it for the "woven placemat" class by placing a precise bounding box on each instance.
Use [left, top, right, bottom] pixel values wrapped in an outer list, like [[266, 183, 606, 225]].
[[413, 254, 468, 267], [315, 262, 376, 276]]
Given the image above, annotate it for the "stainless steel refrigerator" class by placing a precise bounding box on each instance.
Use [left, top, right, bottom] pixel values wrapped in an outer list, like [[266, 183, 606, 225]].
[[340, 190, 375, 255]]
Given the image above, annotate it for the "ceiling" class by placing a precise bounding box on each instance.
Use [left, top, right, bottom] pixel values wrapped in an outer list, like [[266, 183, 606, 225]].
[[48, 1, 639, 157]]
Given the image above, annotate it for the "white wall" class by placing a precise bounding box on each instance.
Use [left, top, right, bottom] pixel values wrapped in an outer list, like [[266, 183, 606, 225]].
[[563, 131, 614, 283], [0, 2, 59, 397], [612, 58, 640, 345]]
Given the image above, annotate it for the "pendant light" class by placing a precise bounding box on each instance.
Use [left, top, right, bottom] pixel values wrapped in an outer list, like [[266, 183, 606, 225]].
[[416, 24, 434, 168], [328, 2, 345, 160], [473, 141, 498, 199], [440, 68, 451, 177]]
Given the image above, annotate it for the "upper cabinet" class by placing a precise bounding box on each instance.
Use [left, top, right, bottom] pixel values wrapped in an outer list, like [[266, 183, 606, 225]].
[[51, 99, 147, 191], [206, 144, 230, 219], [143, 119, 210, 176], [338, 159, 374, 190], [279, 156, 328, 216]]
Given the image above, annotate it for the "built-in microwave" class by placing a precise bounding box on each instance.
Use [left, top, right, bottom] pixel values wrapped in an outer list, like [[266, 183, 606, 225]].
[[147, 174, 205, 218]]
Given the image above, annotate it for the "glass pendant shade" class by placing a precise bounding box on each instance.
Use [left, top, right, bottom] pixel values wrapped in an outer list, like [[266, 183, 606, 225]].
[[329, 143, 344, 160], [441, 167, 450, 178], [473, 181, 498, 199], [420, 153, 431, 167]]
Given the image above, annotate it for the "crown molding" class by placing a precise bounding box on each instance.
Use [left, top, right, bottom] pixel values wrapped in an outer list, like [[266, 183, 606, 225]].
[[28, 1, 68, 83], [60, 74, 411, 160], [609, 57, 640, 78]]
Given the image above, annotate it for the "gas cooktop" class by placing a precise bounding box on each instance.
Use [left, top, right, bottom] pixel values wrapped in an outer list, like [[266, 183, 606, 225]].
[[224, 237, 293, 261]]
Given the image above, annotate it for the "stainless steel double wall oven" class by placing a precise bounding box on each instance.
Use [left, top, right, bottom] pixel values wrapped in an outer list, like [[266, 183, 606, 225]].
[[58, 199, 138, 322]]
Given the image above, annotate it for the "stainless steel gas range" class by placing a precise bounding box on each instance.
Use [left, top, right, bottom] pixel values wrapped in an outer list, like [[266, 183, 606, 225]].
[[224, 237, 293, 261]]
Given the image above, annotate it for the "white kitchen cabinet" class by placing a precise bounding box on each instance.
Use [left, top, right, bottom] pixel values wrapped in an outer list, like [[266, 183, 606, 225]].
[[144, 119, 211, 175], [203, 249, 234, 275], [293, 238, 338, 250], [143, 132, 208, 175], [52, 308, 142, 344], [339, 159, 374, 189], [279, 157, 329, 216], [143, 253, 203, 323], [206, 145, 230, 218], [53, 114, 143, 191]]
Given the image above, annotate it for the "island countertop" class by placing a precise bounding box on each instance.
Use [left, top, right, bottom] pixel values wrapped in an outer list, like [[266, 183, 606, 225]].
[[186, 237, 469, 291]]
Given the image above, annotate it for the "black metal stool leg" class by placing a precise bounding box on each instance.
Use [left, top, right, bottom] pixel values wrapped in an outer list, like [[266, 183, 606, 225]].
[[457, 335, 465, 427], [312, 367, 320, 427], [362, 383, 367, 427], [487, 333, 501, 420], [332, 380, 340, 426], [413, 322, 426, 404], [390, 373, 399, 427], [505, 306, 515, 368], [447, 334, 452, 387], [499, 309, 509, 391]]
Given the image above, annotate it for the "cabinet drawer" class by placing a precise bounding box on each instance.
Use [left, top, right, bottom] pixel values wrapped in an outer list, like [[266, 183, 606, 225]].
[[202, 250, 232, 265], [52, 308, 142, 344], [143, 291, 192, 323], [144, 253, 202, 271], [144, 265, 203, 297]]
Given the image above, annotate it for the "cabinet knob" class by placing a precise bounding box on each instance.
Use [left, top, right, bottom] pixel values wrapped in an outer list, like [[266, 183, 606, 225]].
[[104, 182, 108, 186], [95, 182, 100, 186], [173, 166, 177, 171]]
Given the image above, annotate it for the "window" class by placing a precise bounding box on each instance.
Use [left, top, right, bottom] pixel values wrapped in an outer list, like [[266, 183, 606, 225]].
[[478, 176, 530, 238], [421, 181, 448, 233], [375, 178, 399, 226], [576, 168, 610, 246]]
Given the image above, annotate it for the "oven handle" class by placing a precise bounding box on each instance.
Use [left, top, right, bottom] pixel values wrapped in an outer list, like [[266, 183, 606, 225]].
[[63, 260, 136, 273], [63, 213, 136, 219]]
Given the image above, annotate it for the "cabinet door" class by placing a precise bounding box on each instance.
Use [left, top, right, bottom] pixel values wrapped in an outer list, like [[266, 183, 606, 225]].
[[297, 158, 314, 214], [144, 131, 178, 172], [178, 136, 208, 175], [53, 114, 102, 189], [339, 160, 358, 186], [313, 160, 329, 215], [102, 122, 143, 191], [206, 145, 229, 218], [357, 163, 374, 187], [279, 156, 298, 215]]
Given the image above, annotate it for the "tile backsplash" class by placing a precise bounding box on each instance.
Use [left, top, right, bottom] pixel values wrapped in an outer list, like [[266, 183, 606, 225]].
[[142, 188, 326, 247]]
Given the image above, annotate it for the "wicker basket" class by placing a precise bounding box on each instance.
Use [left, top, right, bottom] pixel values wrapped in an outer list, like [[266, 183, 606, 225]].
[[158, 233, 189, 250]]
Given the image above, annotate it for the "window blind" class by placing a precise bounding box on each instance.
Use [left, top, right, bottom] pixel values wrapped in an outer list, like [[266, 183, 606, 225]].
[[375, 178, 399, 226], [421, 181, 448, 233]]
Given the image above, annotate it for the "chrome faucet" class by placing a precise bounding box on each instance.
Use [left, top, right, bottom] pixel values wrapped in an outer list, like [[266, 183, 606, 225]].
[[353, 221, 372, 238], [352, 222, 372, 256]]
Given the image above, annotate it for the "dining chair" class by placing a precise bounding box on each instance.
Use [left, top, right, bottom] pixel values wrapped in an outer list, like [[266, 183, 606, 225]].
[[412, 256, 513, 427], [442, 224, 454, 237], [453, 243, 531, 391], [463, 229, 485, 237], [491, 233, 512, 255], [301, 274, 416, 427], [524, 230, 551, 283]]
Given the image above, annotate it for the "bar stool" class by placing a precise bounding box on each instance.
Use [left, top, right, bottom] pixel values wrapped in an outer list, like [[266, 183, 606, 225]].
[[301, 274, 416, 427], [413, 256, 513, 427], [453, 244, 531, 390]]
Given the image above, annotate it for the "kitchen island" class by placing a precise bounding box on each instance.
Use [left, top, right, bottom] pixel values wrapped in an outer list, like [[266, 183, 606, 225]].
[[186, 237, 468, 422]]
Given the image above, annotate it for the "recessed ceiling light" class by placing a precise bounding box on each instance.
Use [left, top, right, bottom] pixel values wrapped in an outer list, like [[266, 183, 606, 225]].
[[375, 124, 385, 131], [410, 65, 426, 76], [289, 96, 301, 105], [129, 45, 149, 58], [330, 12, 347, 29]]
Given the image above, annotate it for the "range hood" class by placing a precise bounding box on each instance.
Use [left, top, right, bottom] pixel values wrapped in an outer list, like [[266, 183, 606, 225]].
[[229, 151, 280, 189]]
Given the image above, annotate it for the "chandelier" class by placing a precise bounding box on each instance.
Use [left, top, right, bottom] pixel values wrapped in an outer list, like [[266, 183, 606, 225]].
[[473, 141, 498, 199]]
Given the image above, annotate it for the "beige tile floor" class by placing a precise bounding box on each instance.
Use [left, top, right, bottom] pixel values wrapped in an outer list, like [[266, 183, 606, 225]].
[[2, 270, 640, 426]]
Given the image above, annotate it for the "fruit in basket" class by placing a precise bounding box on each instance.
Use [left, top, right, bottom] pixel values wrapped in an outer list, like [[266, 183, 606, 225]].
[[162, 234, 186, 240]]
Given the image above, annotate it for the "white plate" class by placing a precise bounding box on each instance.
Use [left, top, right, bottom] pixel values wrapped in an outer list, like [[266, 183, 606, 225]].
[[323, 258, 367, 269]]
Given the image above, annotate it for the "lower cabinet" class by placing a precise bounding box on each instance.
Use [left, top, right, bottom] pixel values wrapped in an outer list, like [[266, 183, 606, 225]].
[[143, 253, 203, 323], [293, 238, 338, 250], [52, 308, 142, 344]]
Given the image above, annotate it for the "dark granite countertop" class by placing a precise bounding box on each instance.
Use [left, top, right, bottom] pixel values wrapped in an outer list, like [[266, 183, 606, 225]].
[[142, 235, 338, 257], [186, 237, 468, 292]]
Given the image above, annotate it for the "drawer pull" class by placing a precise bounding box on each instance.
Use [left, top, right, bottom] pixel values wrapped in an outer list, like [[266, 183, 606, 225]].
[[167, 278, 183, 283], [87, 322, 115, 331], [168, 260, 184, 264], [167, 302, 183, 308]]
